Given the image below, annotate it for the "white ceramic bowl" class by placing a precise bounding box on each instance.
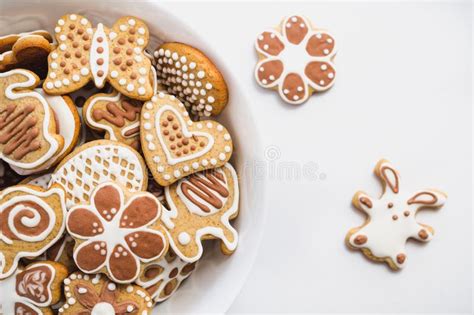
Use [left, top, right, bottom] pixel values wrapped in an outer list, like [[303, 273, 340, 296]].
[[0, 1, 266, 313]]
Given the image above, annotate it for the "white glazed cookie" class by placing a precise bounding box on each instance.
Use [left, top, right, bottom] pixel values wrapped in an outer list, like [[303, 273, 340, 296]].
[[255, 15, 336, 104], [43, 14, 154, 101], [0, 184, 67, 279], [163, 163, 239, 262], [58, 272, 153, 314], [345, 159, 447, 270], [140, 92, 233, 186], [50, 140, 148, 209]]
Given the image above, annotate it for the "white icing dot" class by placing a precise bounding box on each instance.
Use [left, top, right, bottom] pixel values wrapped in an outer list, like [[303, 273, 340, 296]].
[[197, 71, 205, 79], [164, 174, 171, 180], [55, 27, 61, 33], [293, 95, 299, 101], [165, 49, 171, 57], [138, 87, 146, 95], [138, 27, 145, 35], [119, 78, 126, 85], [70, 14, 77, 20], [144, 122, 151, 130], [120, 24, 127, 31], [46, 82, 54, 89], [81, 18, 88, 25], [109, 31, 117, 40], [72, 74, 80, 82], [183, 165, 190, 172], [225, 145, 231, 152], [111, 70, 118, 78], [62, 79, 70, 86], [297, 86, 303, 92], [219, 153, 226, 161], [323, 48, 330, 55], [157, 166, 164, 172], [59, 35, 67, 41], [58, 19, 65, 25], [178, 232, 191, 245], [207, 96, 215, 103], [139, 67, 146, 75], [54, 80, 62, 88], [153, 155, 160, 163], [201, 159, 208, 166], [224, 134, 231, 141], [174, 170, 181, 178], [316, 33, 322, 39], [321, 64, 328, 70], [192, 162, 199, 169], [49, 72, 57, 79], [319, 80, 325, 85], [206, 83, 213, 90], [126, 286, 134, 293], [51, 62, 58, 69], [217, 125, 223, 131], [180, 56, 187, 63], [210, 158, 217, 165], [291, 16, 298, 22], [189, 62, 196, 69], [51, 52, 58, 59], [128, 19, 136, 26], [138, 77, 146, 84], [108, 283, 116, 291], [59, 44, 66, 51], [80, 68, 89, 76], [328, 72, 334, 79]]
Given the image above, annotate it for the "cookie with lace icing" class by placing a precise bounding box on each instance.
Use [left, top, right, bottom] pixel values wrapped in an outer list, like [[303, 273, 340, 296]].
[[66, 182, 168, 283], [255, 15, 336, 104], [0, 261, 67, 315], [345, 159, 447, 270], [43, 14, 154, 101], [0, 30, 53, 79], [137, 249, 196, 303], [83, 91, 142, 150], [153, 42, 228, 117], [0, 69, 64, 172], [140, 92, 233, 186], [0, 184, 67, 279], [163, 163, 239, 262], [50, 140, 148, 209], [58, 272, 153, 314]]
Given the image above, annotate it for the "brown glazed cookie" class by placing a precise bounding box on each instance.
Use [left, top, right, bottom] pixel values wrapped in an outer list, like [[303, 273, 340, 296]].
[[58, 272, 153, 314], [43, 14, 154, 101], [0, 261, 68, 315], [0, 69, 64, 172], [345, 159, 447, 270], [0, 30, 53, 79], [66, 182, 168, 283], [140, 92, 233, 186], [0, 184, 67, 279], [83, 91, 142, 150], [154, 42, 229, 117]]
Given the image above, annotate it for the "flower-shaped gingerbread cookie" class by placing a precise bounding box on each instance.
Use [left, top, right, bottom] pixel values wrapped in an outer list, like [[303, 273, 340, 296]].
[[0, 184, 67, 279], [59, 272, 153, 314], [66, 182, 168, 283], [346, 159, 447, 270], [0, 261, 67, 315], [255, 15, 336, 104], [163, 163, 239, 262]]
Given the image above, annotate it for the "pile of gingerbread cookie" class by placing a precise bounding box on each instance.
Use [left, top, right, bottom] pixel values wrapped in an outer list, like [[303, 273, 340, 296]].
[[0, 14, 239, 314]]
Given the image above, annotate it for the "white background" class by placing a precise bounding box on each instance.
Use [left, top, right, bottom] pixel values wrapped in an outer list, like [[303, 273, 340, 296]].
[[160, 1, 472, 313]]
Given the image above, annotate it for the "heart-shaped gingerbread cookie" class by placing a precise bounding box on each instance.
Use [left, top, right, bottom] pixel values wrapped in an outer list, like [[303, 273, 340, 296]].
[[140, 92, 233, 186]]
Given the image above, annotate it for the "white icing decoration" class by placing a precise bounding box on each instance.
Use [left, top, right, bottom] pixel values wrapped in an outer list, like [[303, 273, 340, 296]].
[[50, 142, 146, 209], [90, 23, 109, 88]]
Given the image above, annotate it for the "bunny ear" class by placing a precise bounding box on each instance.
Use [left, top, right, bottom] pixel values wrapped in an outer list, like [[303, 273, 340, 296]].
[[407, 189, 447, 207], [375, 159, 400, 194], [352, 191, 373, 214]]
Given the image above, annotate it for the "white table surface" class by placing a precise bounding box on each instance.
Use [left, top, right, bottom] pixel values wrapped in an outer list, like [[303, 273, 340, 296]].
[[164, 1, 473, 313]]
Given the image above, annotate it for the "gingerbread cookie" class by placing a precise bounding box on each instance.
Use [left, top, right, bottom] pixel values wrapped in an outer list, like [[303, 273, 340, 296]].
[[154, 42, 228, 117], [0, 184, 67, 279], [0, 261, 67, 315], [0, 30, 53, 79], [255, 15, 336, 104], [140, 92, 233, 186], [0, 69, 64, 172], [12, 90, 80, 175], [58, 272, 153, 314], [346, 159, 447, 270], [43, 14, 154, 101], [163, 163, 239, 262], [50, 140, 148, 209], [83, 91, 142, 150], [66, 182, 168, 283], [137, 249, 196, 303]]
